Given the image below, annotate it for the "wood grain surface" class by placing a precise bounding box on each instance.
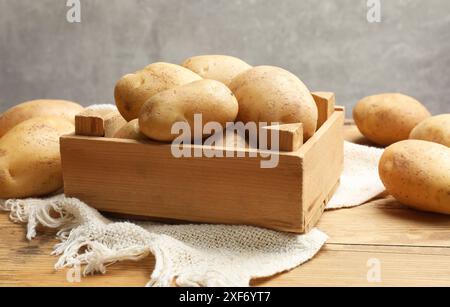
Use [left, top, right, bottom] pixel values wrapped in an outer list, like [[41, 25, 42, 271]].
[[1, 124, 449, 287]]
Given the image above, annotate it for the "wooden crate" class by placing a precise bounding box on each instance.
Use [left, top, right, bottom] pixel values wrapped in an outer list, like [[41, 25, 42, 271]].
[[60, 92, 344, 233]]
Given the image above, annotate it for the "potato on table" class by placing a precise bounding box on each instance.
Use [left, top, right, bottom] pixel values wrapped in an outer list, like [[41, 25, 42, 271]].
[[0, 117, 74, 199], [114, 62, 202, 121], [409, 114, 450, 147], [0, 99, 83, 138], [353, 93, 431, 146], [379, 140, 450, 214]]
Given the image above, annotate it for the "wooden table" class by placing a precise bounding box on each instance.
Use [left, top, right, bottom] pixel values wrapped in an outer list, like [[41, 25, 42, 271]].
[[1, 124, 450, 287]]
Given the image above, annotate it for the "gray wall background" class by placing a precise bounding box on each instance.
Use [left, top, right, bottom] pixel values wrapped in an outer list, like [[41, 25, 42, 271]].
[[0, 0, 449, 116]]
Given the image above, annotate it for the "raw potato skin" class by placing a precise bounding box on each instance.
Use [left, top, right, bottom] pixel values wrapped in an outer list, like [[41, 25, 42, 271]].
[[0, 99, 83, 138], [114, 62, 202, 121], [182, 55, 252, 86], [228, 66, 318, 140], [379, 140, 450, 214], [139, 79, 239, 142], [0, 117, 75, 199], [409, 114, 450, 147], [353, 93, 431, 146], [113, 119, 146, 141]]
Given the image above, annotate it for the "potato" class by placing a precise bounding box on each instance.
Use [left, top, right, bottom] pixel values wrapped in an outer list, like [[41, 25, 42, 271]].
[[353, 93, 431, 146], [208, 127, 250, 150], [409, 114, 450, 147], [0, 99, 83, 138], [0, 117, 74, 199], [181, 55, 251, 86], [113, 119, 146, 140], [114, 62, 202, 121], [379, 140, 450, 214], [228, 66, 318, 140], [139, 79, 238, 142]]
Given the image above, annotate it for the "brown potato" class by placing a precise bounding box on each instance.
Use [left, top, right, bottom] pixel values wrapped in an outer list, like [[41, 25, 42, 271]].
[[379, 140, 450, 214], [353, 93, 431, 146], [409, 114, 450, 147], [114, 62, 202, 121], [0, 99, 83, 138], [113, 119, 146, 140], [0, 117, 75, 199], [228, 66, 318, 140], [139, 79, 238, 142], [182, 55, 251, 86]]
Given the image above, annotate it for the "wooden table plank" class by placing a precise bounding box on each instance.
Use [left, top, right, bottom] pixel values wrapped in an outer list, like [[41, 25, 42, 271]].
[[320, 196, 450, 247], [253, 244, 450, 287]]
